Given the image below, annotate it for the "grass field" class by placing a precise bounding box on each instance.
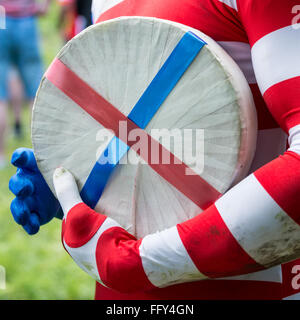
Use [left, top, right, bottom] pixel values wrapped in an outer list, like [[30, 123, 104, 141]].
[[0, 3, 94, 300]]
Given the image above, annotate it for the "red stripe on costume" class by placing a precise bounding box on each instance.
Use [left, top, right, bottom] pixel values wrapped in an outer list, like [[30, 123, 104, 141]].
[[63, 203, 107, 248], [237, 0, 299, 47], [45, 58, 221, 210], [96, 227, 156, 293], [96, 0, 248, 43], [254, 151, 300, 225], [263, 77, 300, 133], [177, 204, 264, 278], [95, 277, 282, 300], [282, 258, 300, 299]]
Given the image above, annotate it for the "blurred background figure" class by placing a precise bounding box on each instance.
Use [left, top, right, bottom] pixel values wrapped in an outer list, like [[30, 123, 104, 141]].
[[58, 0, 92, 42], [0, 1, 94, 300], [9, 69, 25, 139], [0, 0, 51, 169]]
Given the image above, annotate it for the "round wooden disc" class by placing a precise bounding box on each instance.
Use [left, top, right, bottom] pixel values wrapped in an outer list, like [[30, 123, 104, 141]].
[[32, 17, 257, 237]]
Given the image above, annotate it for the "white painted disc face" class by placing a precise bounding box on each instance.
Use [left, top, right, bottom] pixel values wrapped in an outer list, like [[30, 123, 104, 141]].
[[32, 17, 257, 238]]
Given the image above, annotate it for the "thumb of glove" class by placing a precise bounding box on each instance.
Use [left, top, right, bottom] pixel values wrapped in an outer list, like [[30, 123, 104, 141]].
[[53, 167, 82, 218]]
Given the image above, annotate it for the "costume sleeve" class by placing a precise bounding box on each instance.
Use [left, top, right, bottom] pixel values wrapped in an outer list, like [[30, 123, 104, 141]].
[[61, 0, 300, 294]]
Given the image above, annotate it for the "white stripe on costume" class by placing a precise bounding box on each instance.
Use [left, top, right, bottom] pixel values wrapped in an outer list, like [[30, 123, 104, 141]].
[[218, 0, 237, 11], [288, 125, 300, 155], [92, 0, 124, 22], [251, 25, 300, 94], [63, 217, 121, 285], [215, 174, 300, 267], [139, 226, 206, 288]]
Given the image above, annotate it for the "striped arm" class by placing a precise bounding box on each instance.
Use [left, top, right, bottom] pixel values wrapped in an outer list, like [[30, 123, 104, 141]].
[[62, 203, 156, 293], [61, 203, 218, 292], [239, 0, 300, 133], [62, 150, 300, 293]]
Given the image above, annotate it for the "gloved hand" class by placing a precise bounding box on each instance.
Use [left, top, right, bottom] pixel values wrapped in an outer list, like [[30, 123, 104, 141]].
[[9, 148, 63, 235]]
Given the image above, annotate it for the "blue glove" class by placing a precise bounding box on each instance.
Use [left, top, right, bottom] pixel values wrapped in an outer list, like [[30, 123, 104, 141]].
[[9, 148, 63, 235]]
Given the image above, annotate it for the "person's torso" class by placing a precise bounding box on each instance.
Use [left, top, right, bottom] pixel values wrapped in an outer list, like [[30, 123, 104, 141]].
[[91, 0, 300, 300]]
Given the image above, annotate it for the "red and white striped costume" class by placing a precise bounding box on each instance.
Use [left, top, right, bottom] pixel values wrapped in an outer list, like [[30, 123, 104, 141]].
[[61, 0, 300, 300]]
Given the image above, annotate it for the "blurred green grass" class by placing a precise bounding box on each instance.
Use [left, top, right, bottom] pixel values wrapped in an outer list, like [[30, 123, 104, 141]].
[[0, 3, 94, 300]]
